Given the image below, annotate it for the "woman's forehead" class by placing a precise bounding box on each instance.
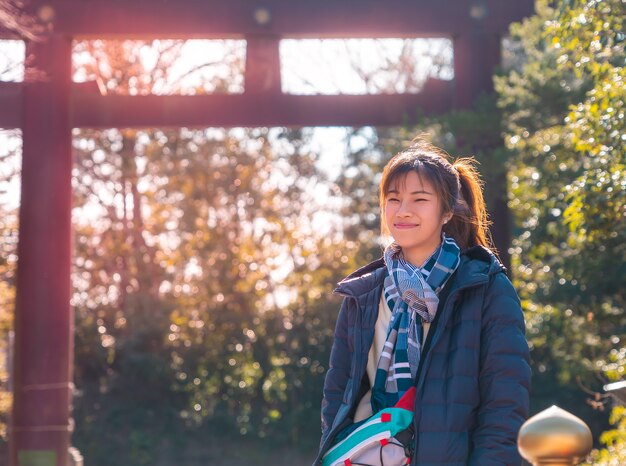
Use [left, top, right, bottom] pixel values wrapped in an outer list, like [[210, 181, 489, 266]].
[[387, 170, 435, 193]]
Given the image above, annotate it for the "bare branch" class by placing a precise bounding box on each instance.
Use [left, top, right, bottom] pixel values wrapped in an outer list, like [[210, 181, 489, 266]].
[[0, 0, 44, 40]]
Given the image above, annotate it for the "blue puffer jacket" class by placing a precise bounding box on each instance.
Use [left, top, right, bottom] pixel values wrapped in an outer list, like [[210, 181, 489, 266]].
[[315, 246, 531, 466]]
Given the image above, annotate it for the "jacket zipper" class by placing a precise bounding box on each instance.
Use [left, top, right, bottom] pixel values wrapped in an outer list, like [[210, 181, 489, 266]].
[[409, 278, 488, 464]]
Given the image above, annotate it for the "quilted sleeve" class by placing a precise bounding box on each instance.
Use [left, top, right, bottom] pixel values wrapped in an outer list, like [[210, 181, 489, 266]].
[[320, 297, 353, 447], [469, 272, 532, 466]]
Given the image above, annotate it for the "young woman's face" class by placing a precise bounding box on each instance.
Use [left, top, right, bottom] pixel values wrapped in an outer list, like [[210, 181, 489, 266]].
[[384, 171, 451, 266]]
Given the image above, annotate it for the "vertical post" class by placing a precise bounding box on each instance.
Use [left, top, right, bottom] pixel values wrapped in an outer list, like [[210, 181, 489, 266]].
[[244, 35, 282, 95], [453, 29, 511, 268], [11, 33, 73, 466], [453, 31, 501, 109]]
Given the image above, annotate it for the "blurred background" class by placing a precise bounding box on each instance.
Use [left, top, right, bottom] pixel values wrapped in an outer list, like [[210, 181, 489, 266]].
[[0, 0, 624, 465]]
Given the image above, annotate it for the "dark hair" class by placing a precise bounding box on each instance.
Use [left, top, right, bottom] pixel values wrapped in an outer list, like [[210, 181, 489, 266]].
[[378, 139, 494, 252]]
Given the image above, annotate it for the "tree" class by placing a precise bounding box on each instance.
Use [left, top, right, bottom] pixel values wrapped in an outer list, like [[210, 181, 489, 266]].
[[0, 0, 42, 40], [68, 39, 359, 465], [495, 0, 625, 440], [0, 134, 18, 455], [0, 37, 22, 456]]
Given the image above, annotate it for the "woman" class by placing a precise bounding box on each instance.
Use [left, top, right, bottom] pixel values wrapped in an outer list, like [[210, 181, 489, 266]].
[[314, 141, 531, 465]]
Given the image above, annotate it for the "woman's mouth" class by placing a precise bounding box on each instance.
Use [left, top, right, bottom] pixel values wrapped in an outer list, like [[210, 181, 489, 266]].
[[394, 223, 418, 229]]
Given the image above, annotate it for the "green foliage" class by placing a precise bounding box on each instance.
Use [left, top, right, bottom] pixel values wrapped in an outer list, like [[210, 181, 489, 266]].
[[496, 0, 625, 447], [70, 125, 355, 464], [585, 406, 626, 465], [0, 206, 15, 441]]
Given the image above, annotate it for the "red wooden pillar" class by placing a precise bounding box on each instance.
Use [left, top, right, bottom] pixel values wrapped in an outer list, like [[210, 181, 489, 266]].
[[11, 34, 73, 466], [453, 29, 511, 269], [453, 31, 501, 108]]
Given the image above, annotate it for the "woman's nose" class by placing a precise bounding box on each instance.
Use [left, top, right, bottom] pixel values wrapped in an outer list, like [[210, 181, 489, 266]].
[[396, 201, 411, 216]]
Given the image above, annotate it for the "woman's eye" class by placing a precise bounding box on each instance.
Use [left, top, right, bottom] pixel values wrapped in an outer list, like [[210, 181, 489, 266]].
[[413, 198, 427, 202], [388, 198, 400, 203]]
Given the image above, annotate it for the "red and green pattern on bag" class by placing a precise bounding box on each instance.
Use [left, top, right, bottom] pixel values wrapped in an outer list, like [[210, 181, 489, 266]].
[[321, 387, 416, 466]]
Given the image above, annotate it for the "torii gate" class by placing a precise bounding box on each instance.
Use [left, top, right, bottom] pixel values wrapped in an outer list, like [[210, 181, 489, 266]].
[[0, 1, 533, 465]]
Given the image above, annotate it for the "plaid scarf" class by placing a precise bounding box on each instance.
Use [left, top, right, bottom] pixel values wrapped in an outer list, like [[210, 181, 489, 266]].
[[371, 234, 460, 413]]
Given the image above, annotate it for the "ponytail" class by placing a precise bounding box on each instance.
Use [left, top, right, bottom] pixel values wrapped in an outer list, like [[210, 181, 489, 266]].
[[445, 158, 494, 252]]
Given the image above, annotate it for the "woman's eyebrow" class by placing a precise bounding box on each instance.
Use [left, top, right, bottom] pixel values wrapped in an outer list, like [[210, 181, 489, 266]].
[[388, 189, 432, 195]]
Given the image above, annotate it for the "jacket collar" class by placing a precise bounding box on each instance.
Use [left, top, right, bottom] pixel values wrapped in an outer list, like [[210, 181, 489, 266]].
[[333, 257, 386, 298], [334, 246, 505, 298]]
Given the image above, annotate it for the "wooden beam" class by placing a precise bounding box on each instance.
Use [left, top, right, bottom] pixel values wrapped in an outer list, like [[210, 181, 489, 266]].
[[0, 28, 23, 40], [0, 80, 455, 128], [70, 80, 454, 128], [13, 0, 534, 39]]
